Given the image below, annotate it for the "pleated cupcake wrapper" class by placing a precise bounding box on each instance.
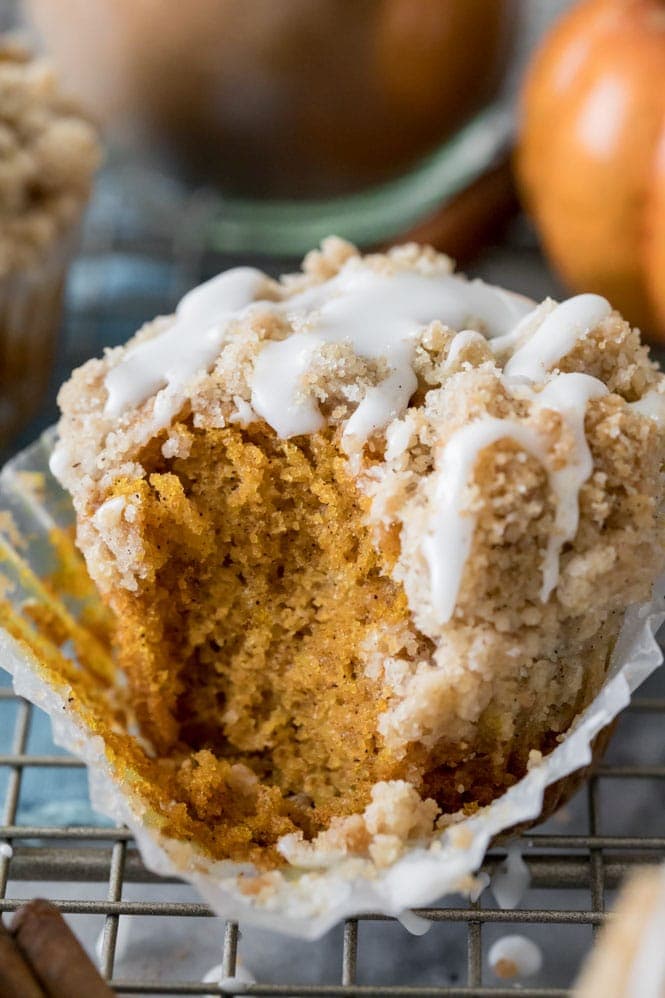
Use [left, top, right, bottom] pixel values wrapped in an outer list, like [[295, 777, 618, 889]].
[[0, 226, 79, 444], [1, 429, 664, 939]]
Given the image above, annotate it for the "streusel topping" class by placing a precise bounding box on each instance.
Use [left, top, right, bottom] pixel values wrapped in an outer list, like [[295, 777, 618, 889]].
[[50, 239, 665, 866], [0, 38, 100, 272]]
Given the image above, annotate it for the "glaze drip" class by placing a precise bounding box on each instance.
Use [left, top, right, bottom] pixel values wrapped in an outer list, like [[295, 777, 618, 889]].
[[103, 258, 533, 440], [422, 373, 607, 623], [100, 255, 616, 623]]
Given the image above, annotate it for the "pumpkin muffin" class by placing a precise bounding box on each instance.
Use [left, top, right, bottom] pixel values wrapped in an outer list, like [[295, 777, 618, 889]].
[[575, 865, 665, 998], [50, 238, 665, 867], [0, 38, 100, 443]]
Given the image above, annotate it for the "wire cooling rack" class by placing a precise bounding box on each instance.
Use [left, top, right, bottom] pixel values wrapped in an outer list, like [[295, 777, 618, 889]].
[[0, 684, 664, 996], [1, 155, 665, 994]]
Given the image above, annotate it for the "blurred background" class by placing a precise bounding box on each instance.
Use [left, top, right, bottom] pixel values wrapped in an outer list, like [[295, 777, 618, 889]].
[[1, 0, 665, 993], [0, 0, 582, 460], [3, 0, 665, 458]]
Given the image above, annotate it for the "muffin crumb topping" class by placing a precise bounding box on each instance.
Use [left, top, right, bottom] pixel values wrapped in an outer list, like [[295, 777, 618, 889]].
[[0, 38, 100, 272], [50, 240, 665, 866]]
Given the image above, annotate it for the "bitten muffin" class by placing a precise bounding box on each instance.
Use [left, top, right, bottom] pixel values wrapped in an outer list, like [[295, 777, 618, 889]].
[[50, 238, 665, 868], [575, 865, 665, 998], [0, 38, 100, 443]]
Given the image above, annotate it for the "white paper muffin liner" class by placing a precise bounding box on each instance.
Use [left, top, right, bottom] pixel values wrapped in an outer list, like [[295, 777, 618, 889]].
[[1, 428, 664, 939], [0, 226, 80, 444]]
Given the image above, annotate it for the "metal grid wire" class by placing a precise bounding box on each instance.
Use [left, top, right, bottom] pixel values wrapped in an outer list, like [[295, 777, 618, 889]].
[[0, 686, 664, 995], [1, 164, 664, 994]]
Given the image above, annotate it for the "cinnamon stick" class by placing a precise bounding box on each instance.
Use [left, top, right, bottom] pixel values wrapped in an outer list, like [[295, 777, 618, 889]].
[[0, 918, 46, 998], [386, 156, 519, 264], [11, 899, 115, 998]]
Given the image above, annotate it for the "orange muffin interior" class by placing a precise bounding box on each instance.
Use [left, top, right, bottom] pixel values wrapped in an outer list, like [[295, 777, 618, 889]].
[[76, 414, 644, 860], [107, 422, 422, 829], [45, 241, 665, 870]]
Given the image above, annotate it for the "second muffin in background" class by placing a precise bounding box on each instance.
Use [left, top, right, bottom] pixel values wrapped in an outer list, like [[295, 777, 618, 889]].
[[0, 38, 100, 444]]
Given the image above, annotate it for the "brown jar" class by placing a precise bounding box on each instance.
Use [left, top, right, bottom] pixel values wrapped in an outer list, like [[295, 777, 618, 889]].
[[26, 0, 517, 198]]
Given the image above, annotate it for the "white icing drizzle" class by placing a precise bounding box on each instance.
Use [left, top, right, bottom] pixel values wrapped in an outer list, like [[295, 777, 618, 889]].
[[487, 300, 548, 357], [492, 846, 530, 910], [98, 257, 630, 626], [396, 909, 433, 936], [504, 294, 611, 381], [418, 292, 613, 623], [104, 267, 268, 418], [530, 374, 608, 597], [250, 263, 532, 446], [630, 388, 665, 427], [92, 495, 125, 532], [229, 396, 258, 426], [251, 332, 325, 438], [443, 329, 487, 369], [423, 373, 607, 623], [624, 866, 665, 998], [422, 418, 546, 624], [202, 961, 256, 998], [103, 258, 533, 439]]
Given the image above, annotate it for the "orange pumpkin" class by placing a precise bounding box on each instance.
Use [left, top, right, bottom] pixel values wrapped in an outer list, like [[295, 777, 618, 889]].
[[517, 0, 665, 339]]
